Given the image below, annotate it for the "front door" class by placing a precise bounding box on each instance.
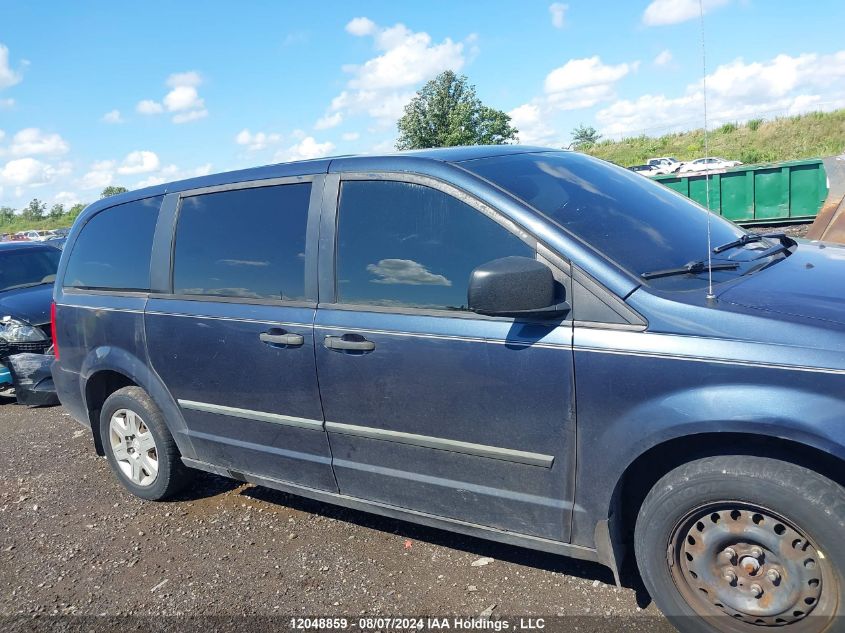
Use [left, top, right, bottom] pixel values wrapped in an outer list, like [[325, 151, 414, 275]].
[[146, 179, 337, 492], [314, 177, 576, 541]]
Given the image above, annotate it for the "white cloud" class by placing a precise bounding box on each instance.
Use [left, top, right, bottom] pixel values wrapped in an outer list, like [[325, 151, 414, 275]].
[[342, 131, 360, 142], [346, 17, 377, 37], [172, 109, 208, 124], [137, 71, 207, 123], [137, 99, 164, 115], [315, 112, 343, 130], [0, 158, 67, 187], [134, 162, 212, 189], [166, 71, 202, 88], [642, 0, 730, 26], [596, 50, 845, 136], [78, 160, 116, 190], [0, 98, 13, 109], [549, 3, 569, 28], [275, 136, 336, 162], [117, 150, 160, 175], [0, 44, 22, 90], [53, 191, 81, 206], [164, 85, 203, 112], [366, 259, 451, 286], [508, 103, 556, 146], [235, 128, 283, 151], [509, 56, 635, 144], [654, 49, 673, 67], [545, 57, 633, 94], [8, 128, 70, 157], [328, 19, 467, 126], [102, 109, 123, 123]]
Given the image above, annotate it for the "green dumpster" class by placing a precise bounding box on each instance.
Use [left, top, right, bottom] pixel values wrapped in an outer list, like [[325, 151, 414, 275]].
[[653, 159, 828, 225]]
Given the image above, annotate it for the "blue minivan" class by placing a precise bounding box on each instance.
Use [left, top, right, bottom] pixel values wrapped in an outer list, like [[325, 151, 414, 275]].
[[51, 146, 844, 631]]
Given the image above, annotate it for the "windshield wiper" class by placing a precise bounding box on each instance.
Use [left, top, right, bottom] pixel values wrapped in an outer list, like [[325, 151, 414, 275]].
[[712, 231, 789, 254], [641, 260, 740, 280]]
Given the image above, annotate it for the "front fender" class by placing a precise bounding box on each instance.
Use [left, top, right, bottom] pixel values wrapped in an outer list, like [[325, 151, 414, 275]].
[[80, 345, 197, 460], [572, 377, 845, 547]]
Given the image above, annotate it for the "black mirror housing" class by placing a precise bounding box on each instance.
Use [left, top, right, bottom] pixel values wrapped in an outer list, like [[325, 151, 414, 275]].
[[468, 256, 569, 318]]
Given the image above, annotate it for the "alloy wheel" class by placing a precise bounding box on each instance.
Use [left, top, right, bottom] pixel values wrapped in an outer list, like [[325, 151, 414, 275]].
[[108, 408, 158, 487]]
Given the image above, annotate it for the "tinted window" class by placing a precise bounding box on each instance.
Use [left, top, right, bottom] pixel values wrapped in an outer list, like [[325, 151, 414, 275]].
[[173, 183, 311, 300], [64, 196, 162, 290], [464, 152, 744, 284], [336, 180, 533, 310], [0, 247, 61, 292]]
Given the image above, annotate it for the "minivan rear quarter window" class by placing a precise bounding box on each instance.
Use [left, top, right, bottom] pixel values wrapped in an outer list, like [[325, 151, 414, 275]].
[[64, 196, 163, 291], [336, 180, 533, 310], [173, 183, 311, 301]]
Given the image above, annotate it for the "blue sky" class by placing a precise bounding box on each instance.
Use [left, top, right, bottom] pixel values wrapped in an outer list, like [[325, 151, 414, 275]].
[[1, 0, 844, 209]]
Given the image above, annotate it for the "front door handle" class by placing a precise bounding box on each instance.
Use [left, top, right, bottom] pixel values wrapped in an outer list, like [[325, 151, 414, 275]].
[[323, 334, 376, 352], [259, 329, 304, 347]]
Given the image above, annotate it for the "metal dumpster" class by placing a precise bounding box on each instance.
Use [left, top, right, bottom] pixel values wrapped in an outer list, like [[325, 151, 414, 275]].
[[653, 159, 829, 225]]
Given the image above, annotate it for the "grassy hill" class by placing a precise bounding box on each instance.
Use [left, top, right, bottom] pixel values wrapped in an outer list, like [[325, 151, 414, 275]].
[[585, 108, 845, 167]]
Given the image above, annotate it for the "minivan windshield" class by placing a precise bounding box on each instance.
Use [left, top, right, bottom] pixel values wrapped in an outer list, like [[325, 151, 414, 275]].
[[0, 247, 61, 292], [463, 152, 749, 284]]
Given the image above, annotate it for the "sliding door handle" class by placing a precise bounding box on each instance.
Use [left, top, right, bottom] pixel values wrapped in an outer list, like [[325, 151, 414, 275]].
[[260, 330, 304, 347], [323, 334, 375, 352]]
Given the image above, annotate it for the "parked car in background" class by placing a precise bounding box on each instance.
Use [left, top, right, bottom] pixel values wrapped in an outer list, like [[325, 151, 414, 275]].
[[52, 146, 844, 631], [628, 164, 662, 176], [0, 241, 60, 404], [646, 157, 683, 174], [680, 157, 742, 174]]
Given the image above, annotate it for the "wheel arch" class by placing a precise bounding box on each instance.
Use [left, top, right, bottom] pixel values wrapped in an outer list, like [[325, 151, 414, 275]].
[[609, 430, 845, 576], [80, 346, 195, 459]]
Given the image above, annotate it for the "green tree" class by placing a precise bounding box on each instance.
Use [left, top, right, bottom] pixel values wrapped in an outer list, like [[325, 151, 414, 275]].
[[21, 198, 47, 222], [0, 206, 14, 224], [100, 185, 128, 198], [49, 203, 65, 219], [67, 203, 86, 220], [396, 71, 518, 150], [571, 124, 601, 149]]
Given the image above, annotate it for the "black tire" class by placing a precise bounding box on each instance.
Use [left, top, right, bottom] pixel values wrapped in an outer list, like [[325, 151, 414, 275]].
[[99, 386, 193, 501], [635, 455, 844, 633]]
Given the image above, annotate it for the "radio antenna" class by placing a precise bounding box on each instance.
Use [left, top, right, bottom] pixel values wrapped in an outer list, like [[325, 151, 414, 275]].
[[699, 0, 715, 300]]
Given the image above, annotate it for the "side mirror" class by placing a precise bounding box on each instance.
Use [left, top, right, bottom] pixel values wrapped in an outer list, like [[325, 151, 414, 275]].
[[468, 256, 570, 318]]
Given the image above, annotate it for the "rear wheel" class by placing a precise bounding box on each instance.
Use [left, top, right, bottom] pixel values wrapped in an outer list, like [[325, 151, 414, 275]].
[[99, 386, 192, 500], [635, 455, 844, 632]]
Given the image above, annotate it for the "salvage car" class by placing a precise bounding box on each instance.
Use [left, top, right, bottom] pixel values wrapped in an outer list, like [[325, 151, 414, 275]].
[[0, 241, 61, 405], [51, 146, 844, 631], [680, 157, 743, 173]]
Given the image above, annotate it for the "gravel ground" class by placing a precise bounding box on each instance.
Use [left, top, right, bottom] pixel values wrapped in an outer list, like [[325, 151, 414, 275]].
[[0, 397, 668, 631]]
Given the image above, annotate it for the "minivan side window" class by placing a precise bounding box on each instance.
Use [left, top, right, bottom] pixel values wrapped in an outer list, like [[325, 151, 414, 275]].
[[173, 183, 311, 301], [64, 196, 162, 291], [336, 180, 533, 310]]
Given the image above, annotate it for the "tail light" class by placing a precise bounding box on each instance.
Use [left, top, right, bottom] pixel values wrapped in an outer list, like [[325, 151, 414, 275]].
[[50, 301, 59, 360]]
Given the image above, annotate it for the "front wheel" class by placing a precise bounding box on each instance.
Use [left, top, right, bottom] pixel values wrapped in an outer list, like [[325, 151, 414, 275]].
[[635, 455, 844, 632]]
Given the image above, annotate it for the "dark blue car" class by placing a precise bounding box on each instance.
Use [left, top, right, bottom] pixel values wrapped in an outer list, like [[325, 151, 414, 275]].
[[51, 146, 845, 631], [0, 241, 60, 403]]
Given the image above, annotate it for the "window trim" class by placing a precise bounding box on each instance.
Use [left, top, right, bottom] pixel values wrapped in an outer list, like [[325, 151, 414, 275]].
[[161, 175, 321, 306], [323, 172, 540, 317]]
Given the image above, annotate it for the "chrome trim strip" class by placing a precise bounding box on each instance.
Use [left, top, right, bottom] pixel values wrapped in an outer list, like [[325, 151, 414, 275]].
[[574, 346, 845, 375], [178, 399, 324, 430], [325, 421, 554, 468], [146, 311, 311, 327], [315, 324, 569, 349]]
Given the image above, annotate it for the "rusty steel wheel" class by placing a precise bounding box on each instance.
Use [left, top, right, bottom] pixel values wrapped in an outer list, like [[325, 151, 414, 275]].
[[635, 455, 844, 633], [669, 503, 836, 628]]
